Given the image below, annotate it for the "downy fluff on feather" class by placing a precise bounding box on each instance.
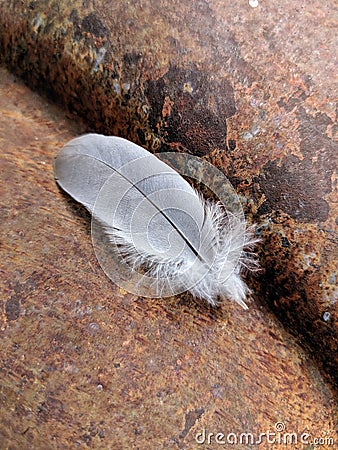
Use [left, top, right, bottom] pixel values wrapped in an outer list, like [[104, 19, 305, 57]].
[[54, 134, 258, 309]]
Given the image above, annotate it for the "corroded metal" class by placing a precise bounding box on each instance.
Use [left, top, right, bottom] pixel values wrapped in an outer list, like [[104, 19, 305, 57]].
[[0, 0, 337, 445]]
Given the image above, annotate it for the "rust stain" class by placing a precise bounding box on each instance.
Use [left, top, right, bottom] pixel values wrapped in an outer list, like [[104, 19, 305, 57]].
[[5, 295, 20, 321], [147, 66, 236, 155], [257, 156, 330, 222]]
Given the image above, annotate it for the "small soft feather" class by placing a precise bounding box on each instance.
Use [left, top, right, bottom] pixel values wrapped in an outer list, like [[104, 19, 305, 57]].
[[54, 134, 258, 308]]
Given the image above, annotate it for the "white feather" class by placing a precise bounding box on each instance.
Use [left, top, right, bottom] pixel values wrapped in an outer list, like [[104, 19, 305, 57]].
[[54, 134, 258, 308]]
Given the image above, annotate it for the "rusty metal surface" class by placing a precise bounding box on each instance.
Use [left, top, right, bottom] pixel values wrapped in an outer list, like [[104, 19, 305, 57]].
[[0, 67, 337, 449], [0, 0, 337, 446], [2, 0, 335, 389]]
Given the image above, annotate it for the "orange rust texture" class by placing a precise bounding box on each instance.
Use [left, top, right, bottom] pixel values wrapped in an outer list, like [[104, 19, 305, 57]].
[[0, 70, 336, 450], [1, 0, 335, 388], [0, 0, 336, 446]]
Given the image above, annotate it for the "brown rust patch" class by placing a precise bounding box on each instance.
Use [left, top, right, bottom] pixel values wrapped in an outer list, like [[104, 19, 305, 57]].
[[254, 213, 338, 387], [146, 66, 236, 155], [257, 155, 330, 222], [256, 96, 337, 222], [179, 408, 205, 439], [5, 295, 20, 321], [81, 12, 108, 37]]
